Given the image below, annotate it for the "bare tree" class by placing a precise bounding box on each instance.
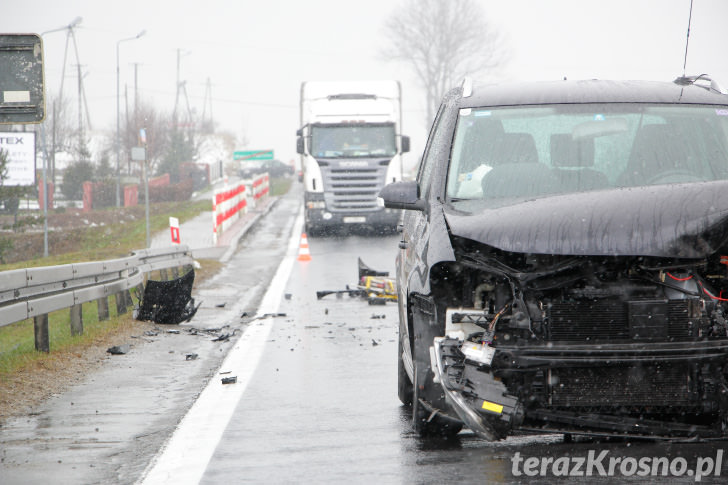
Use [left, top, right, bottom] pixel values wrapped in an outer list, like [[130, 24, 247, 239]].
[[122, 100, 164, 176], [382, 0, 506, 125], [40, 92, 77, 180]]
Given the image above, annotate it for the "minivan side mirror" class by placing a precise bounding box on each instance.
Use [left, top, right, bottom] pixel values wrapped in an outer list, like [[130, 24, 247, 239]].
[[378, 181, 425, 211], [401, 135, 410, 153]]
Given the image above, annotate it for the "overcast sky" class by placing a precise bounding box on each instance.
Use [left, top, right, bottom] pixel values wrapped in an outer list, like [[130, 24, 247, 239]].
[[4, 0, 728, 168]]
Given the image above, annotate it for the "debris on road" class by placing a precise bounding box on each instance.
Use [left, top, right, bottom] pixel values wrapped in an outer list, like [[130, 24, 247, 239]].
[[212, 332, 233, 342], [316, 258, 396, 304], [188, 326, 224, 336], [371, 339, 379, 346], [186, 326, 236, 343], [240, 312, 288, 322], [185, 353, 198, 361], [316, 286, 366, 300], [215, 302, 226, 308], [221, 376, 237, 385], [107, 344, 130, 355], [137, 269, 200, 324]]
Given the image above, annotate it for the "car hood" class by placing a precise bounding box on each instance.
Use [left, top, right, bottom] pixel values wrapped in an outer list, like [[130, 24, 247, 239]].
[[445, 181, 728, 258]]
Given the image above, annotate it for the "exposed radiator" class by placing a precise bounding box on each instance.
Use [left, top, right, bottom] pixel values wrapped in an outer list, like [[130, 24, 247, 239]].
[[549, 364, 692, 408], [548, 299, 694, 341]]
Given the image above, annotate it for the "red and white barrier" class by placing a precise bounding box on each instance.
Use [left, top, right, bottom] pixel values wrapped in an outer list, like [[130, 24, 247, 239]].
[[248, 172, 269, 207], [170, 217, 181, 244], [212, 181, 247, 245]]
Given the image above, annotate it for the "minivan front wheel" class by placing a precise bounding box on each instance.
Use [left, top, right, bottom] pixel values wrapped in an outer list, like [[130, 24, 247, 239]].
[[411, 304, 462, 437], [397, 332, 413, 405]]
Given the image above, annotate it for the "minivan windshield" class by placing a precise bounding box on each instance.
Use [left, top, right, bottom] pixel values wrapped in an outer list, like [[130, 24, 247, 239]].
[[310, 123, 396, 158], [447, 104, 728, 205]]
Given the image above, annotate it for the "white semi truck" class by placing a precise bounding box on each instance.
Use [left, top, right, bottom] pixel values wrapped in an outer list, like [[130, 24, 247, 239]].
[[296, 80, 409, 235]]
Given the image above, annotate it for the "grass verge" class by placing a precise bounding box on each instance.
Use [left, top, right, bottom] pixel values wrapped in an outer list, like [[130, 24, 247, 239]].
[[0, 181, 284, 422], [0, 198, 222, 423], [0, 199, 211, 271]]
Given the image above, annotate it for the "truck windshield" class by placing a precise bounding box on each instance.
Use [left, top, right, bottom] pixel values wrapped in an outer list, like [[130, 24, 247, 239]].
[[310, 123, 396, 158]]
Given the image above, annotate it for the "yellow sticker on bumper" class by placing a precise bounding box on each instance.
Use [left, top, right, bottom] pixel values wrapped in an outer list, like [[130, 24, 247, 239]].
[[482, 400, 504, 414]]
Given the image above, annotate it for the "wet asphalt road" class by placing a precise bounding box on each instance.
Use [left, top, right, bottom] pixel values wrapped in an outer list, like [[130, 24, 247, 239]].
[[194, 233, 728, 485], [3, 185, 728, 484], [200, 232, 404, 483]]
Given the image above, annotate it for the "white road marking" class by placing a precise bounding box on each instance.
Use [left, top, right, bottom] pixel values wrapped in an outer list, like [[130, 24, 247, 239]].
[[137, 210, 304, 485]]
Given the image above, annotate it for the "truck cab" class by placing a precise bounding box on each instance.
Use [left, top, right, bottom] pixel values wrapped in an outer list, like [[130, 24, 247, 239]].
[[297, 81, 409, 236]]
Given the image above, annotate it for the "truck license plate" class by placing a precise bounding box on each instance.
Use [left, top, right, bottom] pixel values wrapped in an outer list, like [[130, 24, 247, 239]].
[[343, 216, 366, 223]]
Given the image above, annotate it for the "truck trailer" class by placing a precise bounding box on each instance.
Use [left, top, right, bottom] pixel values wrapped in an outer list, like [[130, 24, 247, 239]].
[[296, 80, 409, 236]]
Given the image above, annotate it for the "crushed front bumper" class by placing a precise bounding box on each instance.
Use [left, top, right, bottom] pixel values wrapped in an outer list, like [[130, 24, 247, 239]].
[[431, 334, 728, 439], [431, 336, 523, 440]]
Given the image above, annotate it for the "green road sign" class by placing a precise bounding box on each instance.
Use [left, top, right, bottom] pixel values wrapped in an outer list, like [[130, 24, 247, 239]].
[[234, 150, 274, 161]]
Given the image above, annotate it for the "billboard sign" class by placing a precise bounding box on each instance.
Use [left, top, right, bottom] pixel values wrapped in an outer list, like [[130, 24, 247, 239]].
[[0, 34, 45, 124], [0, 131, 36, 186]]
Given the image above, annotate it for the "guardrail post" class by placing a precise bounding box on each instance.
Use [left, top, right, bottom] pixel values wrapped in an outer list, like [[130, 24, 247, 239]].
[[115, 291, 127, 315], [70, 304, 83, 336], [34, 314, 49, 353], [160, 268, 168, 280], [124, 289, 134, 309], [135, 283, 145, 304], [97, 296, 109, 321], [171, 266, 179, 279]]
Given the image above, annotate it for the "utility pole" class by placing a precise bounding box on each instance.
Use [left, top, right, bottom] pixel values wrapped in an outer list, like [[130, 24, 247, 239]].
[[69, 25, 90, 162], [76, 63, 83, 159], [133, 63, 139, 176], [40, 16, 82, 258], [115, 30, 146, 207], [51, 101, 56, 181], [173, 48, 181, 128], [134, 62, 139, 127], [202, 77, 213, 133], [125, 84, 130, 174]]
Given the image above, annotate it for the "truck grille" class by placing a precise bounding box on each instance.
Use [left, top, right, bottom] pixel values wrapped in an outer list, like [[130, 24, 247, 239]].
[[548, 299, 694, 341], [320, 161, 389, 212]]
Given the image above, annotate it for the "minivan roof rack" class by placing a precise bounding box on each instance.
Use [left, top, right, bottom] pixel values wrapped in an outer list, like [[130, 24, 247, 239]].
[[673, 74, 727, 94]]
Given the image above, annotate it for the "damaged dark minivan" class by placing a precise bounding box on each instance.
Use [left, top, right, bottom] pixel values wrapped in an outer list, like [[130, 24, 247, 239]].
[[380, 76, 728, 440]]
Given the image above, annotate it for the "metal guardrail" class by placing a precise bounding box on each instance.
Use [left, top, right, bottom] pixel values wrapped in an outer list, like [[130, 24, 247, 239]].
[[0, 244, 194, 329]]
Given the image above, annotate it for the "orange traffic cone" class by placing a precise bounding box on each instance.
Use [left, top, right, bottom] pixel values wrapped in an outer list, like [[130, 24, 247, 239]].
[[297, 233, 312, 261]]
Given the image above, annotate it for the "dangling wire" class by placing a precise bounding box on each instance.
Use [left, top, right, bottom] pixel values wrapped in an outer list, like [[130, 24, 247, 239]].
[[682, 0, 694, 76]]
